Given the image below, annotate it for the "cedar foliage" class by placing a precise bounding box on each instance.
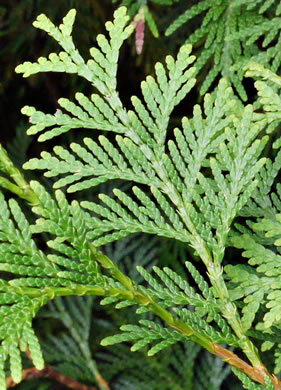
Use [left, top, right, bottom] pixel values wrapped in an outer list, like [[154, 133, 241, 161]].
[[1, 1, 281, 389]]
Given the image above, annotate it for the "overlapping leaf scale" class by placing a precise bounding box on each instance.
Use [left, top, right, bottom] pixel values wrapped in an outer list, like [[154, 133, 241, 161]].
[[191, 102, 267, 262], [15, 9, 80, 78], [0, 187, 108, 386], [81, 185, 190, 246], [240, 151, 281, 218], [23, 126, 163, 194], [0, 286, 46, 387], [173, 308, 235, 346], [225, 263, 270, 331], [21, 92, 126, 143], [163, 80, 237, 254], [0, 191, 59, 281], [101, 319, 185, 356], [137, 264, 237, 346], [16, 8, 134, 94], [244, 64, 281, 145], [18, 9, 200, 209], [254, 214, 281, 246], [16, 7, 133, 143], [272, 345, 281, 375], [162, 48, 197, 121], [225, 233, 281, 329], [131, 44, 196, 150], [27, 181, 102, 285], [136, 262, 219, 314], [102, 257, 238, 353], [137, 265, 198, 308], [172, 80, 233, 203], [215, 108, 266, 207]]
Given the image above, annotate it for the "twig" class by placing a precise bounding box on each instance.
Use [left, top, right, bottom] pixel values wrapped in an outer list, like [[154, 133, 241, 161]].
[[213, 344, 281, 390], [6, 365, 98, 390]]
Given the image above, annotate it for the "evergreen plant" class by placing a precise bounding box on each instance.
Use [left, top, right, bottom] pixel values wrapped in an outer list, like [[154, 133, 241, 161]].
[[1, 2, 281, 389]]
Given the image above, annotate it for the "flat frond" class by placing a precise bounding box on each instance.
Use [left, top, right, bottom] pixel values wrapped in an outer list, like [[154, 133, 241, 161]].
[[226, 227, 281, 329], [101, 319, 185, 356]]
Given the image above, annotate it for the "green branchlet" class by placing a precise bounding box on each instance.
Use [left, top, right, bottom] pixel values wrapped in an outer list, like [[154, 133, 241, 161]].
[[0, 144, 39, 206]]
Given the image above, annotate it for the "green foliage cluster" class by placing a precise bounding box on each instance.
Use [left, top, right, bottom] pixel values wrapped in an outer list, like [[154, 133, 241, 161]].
[[2, 1, 281, 390]]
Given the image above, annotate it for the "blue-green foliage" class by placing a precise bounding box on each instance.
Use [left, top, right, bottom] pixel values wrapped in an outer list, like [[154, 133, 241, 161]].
[[165, 1, 281, 100]]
